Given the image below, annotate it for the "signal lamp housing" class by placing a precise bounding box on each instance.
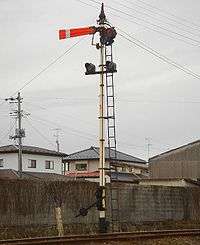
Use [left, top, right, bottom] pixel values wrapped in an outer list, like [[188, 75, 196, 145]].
[[106, 61, 117, 73], [85, 63, 96, 75], [100, 27, 117, 46]]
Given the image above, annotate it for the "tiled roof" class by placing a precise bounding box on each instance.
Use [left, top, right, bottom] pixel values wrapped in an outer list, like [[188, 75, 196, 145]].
[[0, 145, 67, 157], [63, 146, 146, 164], [0, 169, 72, 181]]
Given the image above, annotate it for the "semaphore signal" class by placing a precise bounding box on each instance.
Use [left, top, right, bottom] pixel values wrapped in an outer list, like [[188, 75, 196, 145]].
[[58, 3, 118, 233]]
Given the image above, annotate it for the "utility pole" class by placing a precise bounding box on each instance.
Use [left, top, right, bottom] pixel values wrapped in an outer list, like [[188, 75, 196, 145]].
[[145, 137, 152, 161], [6, 92, 25, 178], [17, 92, 23, 178], [53, 128, 61, 152]]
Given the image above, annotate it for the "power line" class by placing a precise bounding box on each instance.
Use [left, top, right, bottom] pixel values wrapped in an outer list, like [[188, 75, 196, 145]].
[[25, 95, 200, 106], [74, 0, 200, 81], [136, 0, 200, 29], [74, 0, 200, 48], [24, 101, 97, 130], [112, 0, 200, 38], [75, 0, 98, 9], [10, 38, 85, 96], [117, 28, 200, 80], [25, 118, 55, 147], [28, 114, 97, 141], [88, 0, 200, 46], [0, 38, 85, 109], [25, 100, 175, 155], [118, 99, 200, 104], [124, 0, 200, 34], [0, 119, 17, 145]]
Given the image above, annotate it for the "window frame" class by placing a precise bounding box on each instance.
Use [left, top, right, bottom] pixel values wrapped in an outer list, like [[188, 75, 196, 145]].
[[75, 163, 88, 171], [0, 159, 4, 167], [28, 159, 36, 168], [45, 160, 54, 170]]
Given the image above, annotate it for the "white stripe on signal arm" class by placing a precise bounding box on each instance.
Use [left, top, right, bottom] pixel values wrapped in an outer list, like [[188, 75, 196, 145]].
[[66, 30, 71, 38]]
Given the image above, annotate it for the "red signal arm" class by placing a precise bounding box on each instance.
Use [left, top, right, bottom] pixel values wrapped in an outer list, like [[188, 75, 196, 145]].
[[59, 26, 96, 40]]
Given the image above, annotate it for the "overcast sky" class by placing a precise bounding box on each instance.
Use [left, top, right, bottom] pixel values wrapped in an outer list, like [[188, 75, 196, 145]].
[[1, 0, 200, 160]]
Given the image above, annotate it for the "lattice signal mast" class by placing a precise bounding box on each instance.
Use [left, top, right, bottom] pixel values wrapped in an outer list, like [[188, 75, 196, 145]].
[[58, 3, 117, 233]]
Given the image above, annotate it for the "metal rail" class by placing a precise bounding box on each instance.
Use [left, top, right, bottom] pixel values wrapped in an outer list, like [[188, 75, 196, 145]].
[[0, 229, 200, 244]]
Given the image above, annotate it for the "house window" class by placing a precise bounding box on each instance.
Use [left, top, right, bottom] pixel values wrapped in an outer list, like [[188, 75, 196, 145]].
[[28, 159, 36, 168], [0, 159, 4, 167], [45, 160, 54, 170], [75, 163, 87, 171]]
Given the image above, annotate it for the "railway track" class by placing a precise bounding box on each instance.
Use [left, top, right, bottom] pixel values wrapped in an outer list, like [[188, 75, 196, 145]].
[[0, 229, 200, 244]]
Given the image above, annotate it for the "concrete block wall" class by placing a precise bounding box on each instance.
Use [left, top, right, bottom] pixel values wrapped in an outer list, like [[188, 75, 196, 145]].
[[0, 180, 200, 227], [115, 185, 193, 223]]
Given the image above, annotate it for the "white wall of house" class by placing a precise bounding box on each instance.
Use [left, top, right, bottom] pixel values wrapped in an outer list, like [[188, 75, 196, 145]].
[[69, 160, 109, 172], [68, 159, 147, 174], [0, 153, 62, 174]]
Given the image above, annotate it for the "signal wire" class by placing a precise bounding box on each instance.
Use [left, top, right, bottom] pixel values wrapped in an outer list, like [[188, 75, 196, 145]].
[[112, 0, 200, 38], [136, 0, 200, 29], [88, 0, 200, 46], [123, 0, 200, 33], [74, 0, 200, 80], [117, 28, 200, 80], [74, 0, 200, 48]]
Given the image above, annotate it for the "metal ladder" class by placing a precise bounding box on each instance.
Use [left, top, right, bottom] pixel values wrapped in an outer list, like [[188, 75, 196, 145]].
[[105, 44, 117, 159], [105, 44, 120, 232]]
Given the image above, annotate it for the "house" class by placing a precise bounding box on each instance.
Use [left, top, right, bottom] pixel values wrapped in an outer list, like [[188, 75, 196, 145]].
[[63, 146, 148, 182], [0, 145, 67, 175], [149, 139, 200, 180]]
